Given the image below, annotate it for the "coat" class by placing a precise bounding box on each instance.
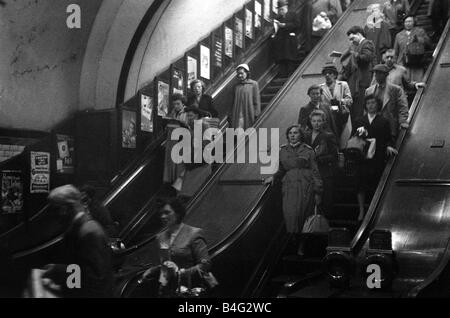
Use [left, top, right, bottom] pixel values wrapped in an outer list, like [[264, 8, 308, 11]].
[[365, 82, 409, 139], [47, 213, 113, 298], [187, 94, 218, 118], [274, 143, 323, 233], [298, 102, 339, 139], [312, 0, 343, 24], [305, 130, 338, 178], [383, 0, 410, 29], [157, 223, 211, 287], [353, 114, 393, 191], [340, 38, 376, 95], [394, 27, 431, 66], [272, 11, 300, 62], [364, 21, 392, 64], [370, 64, 416, 91], [230, 79, 261, 129]]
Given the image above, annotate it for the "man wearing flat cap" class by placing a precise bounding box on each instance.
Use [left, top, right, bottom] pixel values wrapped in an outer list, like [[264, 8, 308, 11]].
[[365, 64, 409, 141], [319, 62, 353, 148], [42, 185, 113, 297], [272, 0, 301, 77]]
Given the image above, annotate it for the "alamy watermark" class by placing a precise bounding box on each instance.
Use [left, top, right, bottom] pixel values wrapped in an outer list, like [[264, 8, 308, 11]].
[[170, 121, 279, 174]]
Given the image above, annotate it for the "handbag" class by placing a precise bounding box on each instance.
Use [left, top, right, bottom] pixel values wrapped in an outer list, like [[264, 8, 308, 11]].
[[344, 135, 367, 162], [302, 205, 330, 234]]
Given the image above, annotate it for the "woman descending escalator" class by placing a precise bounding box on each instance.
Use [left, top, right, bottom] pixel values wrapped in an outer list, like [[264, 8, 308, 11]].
[[139, 197, 217, 297], [265, 125, 323, 253], [352, 95, 398, 222]]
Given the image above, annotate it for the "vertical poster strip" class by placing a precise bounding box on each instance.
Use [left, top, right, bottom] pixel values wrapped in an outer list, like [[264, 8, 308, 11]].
[[56, 134, 75, 174], [1, 170, 23, 214], [141, 94, 154, 133], [245, 8, 254, 39], [225, 26, 233, 58], [122, 110, 137, 149], [272, 0, 278, 14], [214, 34, 223, 68], [255, 1, 262, 29], [264, 0, 271, 21], [187, 56, 198, 87], [200, 45, 211, 80], [235, 17, 244, 48], [30, 152, 50, 194], [157, 81, 170, 118], [172, 68, 185, 95]]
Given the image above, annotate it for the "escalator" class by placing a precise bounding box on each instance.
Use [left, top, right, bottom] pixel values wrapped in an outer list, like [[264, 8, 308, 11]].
[[264, 2, 450, 298], [117, 0, 389, 297], [3, 1, 312, 272]]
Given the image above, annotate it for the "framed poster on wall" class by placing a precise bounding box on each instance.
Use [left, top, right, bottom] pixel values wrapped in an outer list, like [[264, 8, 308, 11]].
[[235, 17, 244, 48], [56, 134, 75, 174], [213, 34, 223, 68], [122, 109, 137, 149], [255, 1, 262, 28], [141, 93, 154, 133], [172, 68, 185, 95], [30, 152, 50, 194], [1, 170, 23, 214], [224, 26, 233, 58], [272, 0, 278, 14], [245, 9, 254, 39], [187, 55, 198, 87], [200, 45, 211, 80], [264, 0, 271, 21], [157, 81, 170, 117]]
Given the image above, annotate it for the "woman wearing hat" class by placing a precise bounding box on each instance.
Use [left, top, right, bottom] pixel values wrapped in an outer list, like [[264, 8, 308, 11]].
[[272, 0, 300, 78], [229, 64, 261, 129], [319, 62, 353, 149]]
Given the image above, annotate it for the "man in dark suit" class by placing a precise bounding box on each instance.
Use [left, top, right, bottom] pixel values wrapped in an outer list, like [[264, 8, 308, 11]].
[[298, 84, 338, 139], [365, 64, 409, 141], [43, 185, 113, 298], [340, 25, 375, 120]]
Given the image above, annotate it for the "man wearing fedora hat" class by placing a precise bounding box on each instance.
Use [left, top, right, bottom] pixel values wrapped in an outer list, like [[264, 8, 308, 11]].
[[272, 0, 300, 77], [365, 64, 409, 141], [319, 62, 353, 148]]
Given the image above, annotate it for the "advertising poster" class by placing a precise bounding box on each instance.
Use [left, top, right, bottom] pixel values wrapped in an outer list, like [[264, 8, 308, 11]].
[[214, 34, 223, 68], [224, 26, 233, 58], [141, 94, 153, 133], [56, 134, 75, 174], [30, 152, 50, 194], [187, 56, 197, 87], [245, 9, 253, 39], [172, 68, 185, 95], [122, 110, 137, 149], [255, 1, 262, 28], [200, 45, 210, 80], [235, 17, 244, 48], [1, 170, 23, 214], [157, 81, 170, 117], [264, 0, 271, 21]]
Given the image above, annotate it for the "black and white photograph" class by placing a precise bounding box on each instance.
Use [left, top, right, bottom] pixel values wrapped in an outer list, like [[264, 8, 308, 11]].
[[0, 0, 450, 307]]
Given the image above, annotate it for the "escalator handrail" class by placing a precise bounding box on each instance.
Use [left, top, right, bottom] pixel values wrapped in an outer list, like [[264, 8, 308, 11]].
[[350, 5, 450, 252]]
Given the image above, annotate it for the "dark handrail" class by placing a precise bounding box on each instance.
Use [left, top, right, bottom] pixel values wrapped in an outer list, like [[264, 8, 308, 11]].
[[350, 0, 449, 253]]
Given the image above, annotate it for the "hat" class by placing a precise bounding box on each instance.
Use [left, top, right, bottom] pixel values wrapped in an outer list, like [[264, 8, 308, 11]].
[[322, 62, 338, 75], [277, 0, 288, 8], [236, 63, 250, 72], [48, 185, 82, 206], [371, 64, 390, 73]]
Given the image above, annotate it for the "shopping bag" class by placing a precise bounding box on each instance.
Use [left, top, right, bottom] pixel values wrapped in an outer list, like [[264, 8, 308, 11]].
[[302, 206, 330, 234]]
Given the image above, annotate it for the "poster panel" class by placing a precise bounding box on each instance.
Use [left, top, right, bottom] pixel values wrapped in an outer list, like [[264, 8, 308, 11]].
[[172, 68, 185, 95], [157, 81, 170, 117], [255, 1, 262, 28], [200, 45, 211, 80], [214, 35, 223, 68], [30, 152, 50, 194], [235, 17, 244, 48], [122, 110, 137, 149], [1, 170, 23, 214], [272, 0, 278, 14], [141, 94, 153, 133], [56, 134, 74, 174], [187, 56, 198, 87], [264, 0, 271, 21], [245, 9, 254, 39], [224, 26, 233, 58]]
